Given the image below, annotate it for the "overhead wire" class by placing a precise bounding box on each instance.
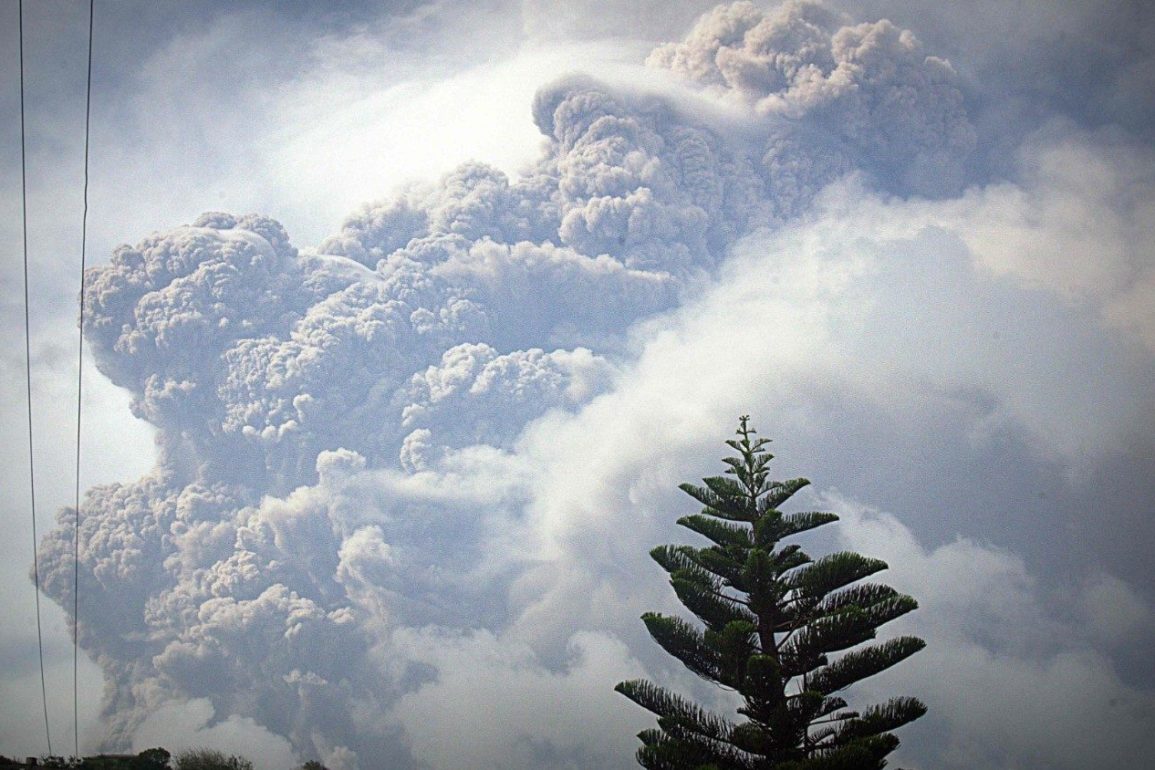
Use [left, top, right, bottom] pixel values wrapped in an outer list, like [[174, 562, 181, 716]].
[[19, 0, 55, 755], [73, 0, 96, 758]]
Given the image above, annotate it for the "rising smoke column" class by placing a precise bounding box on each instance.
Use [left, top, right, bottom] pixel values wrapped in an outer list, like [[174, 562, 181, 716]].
[[36, 3, 976, 767], [648, 0, 976, 195]]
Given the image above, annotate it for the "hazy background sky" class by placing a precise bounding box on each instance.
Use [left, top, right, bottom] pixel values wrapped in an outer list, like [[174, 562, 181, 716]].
[[2, 1, 1153, 768]]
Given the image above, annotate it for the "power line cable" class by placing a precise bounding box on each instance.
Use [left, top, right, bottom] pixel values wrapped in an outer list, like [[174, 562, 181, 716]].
[[73, 0, 96, 758], [19, 0, 55, 755]]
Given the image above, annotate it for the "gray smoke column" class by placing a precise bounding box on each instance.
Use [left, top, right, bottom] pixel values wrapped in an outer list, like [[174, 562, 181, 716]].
[[648, 0, 976, 195], [35, 3, 982, 767]]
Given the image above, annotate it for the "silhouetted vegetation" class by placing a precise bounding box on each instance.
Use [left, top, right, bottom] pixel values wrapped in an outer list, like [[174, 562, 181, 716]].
[[0, 748, 332, 770], [0, 748, 170, 770], [172, 749, 251, 770], [0, 748, 326, 770]]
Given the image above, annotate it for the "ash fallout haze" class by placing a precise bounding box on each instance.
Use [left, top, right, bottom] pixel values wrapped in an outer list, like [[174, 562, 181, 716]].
[[2, 1, 1153, 768]]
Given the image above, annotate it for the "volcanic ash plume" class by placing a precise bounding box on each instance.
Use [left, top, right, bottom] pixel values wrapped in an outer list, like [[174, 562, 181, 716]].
[[36, 3, 979, 766]]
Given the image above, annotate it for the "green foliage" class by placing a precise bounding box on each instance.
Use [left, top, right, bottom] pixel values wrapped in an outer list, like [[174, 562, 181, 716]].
[[172, 749, 252, 770], [299, 762, 330, 770], [616, 417, 926, 769]]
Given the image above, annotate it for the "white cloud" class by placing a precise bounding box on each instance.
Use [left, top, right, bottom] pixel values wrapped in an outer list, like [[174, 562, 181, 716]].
[[132, 699, 297, 770], [553, 170, 1153, 466], [942, 125, 1155, 350], [1078, 571, 1155, 647], [390, 629, 650, 770], [825, 493, 1155, 770]]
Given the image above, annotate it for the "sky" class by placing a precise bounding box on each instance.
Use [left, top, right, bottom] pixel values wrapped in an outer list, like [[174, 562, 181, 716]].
[[1, 1, 1153, 768]]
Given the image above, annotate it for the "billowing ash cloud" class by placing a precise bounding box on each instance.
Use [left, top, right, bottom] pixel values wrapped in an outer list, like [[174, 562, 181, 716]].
[[31, 2, 1151, 769], [648, 0, 976, 195]]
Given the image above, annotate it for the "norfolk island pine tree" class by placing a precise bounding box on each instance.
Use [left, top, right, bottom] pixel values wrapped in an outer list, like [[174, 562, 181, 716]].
[[615, 417, 926, 769]]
